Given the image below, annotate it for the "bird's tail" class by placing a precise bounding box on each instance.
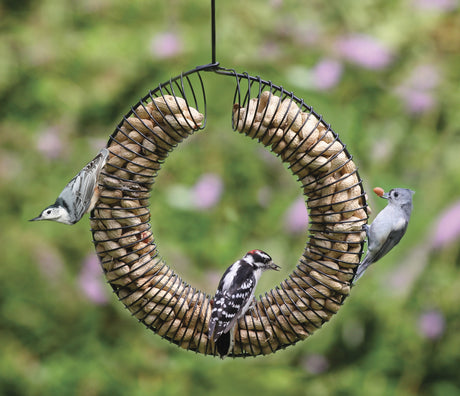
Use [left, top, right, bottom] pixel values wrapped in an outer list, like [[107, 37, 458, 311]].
[[352, 256, 372, 285], [215, 331, 234, 359]]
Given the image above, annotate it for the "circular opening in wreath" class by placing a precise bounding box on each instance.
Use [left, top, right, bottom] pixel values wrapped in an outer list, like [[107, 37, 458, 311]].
[[149, 131, 305, 275]]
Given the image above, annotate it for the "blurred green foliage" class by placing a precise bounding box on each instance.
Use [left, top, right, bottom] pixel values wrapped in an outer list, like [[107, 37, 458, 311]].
[[1, 0, 460, 395]]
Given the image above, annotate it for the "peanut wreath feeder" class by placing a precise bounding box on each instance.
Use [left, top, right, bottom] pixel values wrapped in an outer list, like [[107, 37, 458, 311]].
[[90, 65, 369, 357]]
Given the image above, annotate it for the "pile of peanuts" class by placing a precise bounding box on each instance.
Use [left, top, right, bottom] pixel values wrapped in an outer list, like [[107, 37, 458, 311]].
[[90, 88, 368, 357]]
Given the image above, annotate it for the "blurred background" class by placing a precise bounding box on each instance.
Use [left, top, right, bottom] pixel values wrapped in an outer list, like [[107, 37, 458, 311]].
[[1, 0, 460, 395]]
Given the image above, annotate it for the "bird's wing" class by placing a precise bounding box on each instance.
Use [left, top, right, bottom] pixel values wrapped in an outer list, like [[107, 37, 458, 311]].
[[209, 277, 256, 342], [368, 223, 408, 263], [367, 210, 406, 249], [59, 149, 109, 220]]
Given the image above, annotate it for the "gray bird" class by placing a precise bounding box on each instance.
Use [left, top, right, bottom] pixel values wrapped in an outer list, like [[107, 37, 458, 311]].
[[30, 148, 109, 225], [353, 188, 414, 283]]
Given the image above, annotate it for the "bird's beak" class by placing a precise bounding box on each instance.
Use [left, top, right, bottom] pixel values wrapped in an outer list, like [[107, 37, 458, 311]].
[[381, 192, 390, 199], [29, 216, 42, 222], [270, 262, 281, 271]]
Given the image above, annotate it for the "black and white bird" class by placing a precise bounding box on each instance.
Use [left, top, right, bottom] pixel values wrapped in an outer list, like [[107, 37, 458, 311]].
[[353, 188, 414, 284], [30, 148, 109, 225], [208, 249, 280, 358]]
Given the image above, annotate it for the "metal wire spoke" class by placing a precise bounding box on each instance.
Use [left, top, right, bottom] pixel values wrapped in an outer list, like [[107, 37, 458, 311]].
[[90, 65, 369, 357]]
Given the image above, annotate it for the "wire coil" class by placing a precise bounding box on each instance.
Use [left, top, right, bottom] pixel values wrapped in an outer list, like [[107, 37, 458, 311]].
[[90, 65, 369, 357]]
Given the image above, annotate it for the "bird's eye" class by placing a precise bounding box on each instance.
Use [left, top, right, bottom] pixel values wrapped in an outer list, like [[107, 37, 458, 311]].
[[393, 192, 399, 198], [46, 210, 52, 214]]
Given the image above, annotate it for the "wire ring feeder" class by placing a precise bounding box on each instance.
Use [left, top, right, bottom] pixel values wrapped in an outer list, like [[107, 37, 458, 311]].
[[90, 65, 369, 358]]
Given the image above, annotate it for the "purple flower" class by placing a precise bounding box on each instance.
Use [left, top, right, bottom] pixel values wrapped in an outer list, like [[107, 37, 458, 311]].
[[336, 34, 393, 70], [301, 354, 329, 374], [36, 126, 67, 160], [284, 196, 309, 234], [150, 32, 183, 59], [396, 88, 436, 114], [412, 0, 458, 11], [395, 64, 440, 114], [431, 200, 460, 249], [418, 309, 445, 340], [406, 64, 440, 91], [311, 58, 343, 91], [191, 173, 223, 210], [78, 254, 109, 305]]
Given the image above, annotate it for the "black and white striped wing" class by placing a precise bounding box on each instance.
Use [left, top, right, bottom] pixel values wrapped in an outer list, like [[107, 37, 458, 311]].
[[58, 148, 108, 221], [209, 274, 256, 342]]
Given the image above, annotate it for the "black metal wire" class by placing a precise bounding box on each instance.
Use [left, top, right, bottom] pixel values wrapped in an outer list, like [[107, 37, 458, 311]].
[[211, 0, 216, 65]]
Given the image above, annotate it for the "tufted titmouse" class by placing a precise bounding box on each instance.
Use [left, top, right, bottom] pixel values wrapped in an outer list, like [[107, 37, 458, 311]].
[[353, 187, 414, 283]]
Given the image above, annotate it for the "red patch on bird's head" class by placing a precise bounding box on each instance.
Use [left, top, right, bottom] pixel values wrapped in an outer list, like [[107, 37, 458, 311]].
[[248, 249, 261, 255]]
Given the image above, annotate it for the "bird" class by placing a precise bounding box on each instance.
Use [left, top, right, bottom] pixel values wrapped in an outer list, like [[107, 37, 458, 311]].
[[30, 148, 109, 225], [353, 187, 414, 283], [208, 249, 280, 358]]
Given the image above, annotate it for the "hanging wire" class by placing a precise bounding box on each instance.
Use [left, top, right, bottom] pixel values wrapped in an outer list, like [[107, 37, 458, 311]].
[[211, 0, 216, 65]]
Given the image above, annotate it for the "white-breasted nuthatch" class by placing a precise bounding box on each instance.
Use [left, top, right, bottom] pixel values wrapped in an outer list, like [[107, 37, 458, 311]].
[[30, 148, 109, 225], [353, 187, 414, 283]]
